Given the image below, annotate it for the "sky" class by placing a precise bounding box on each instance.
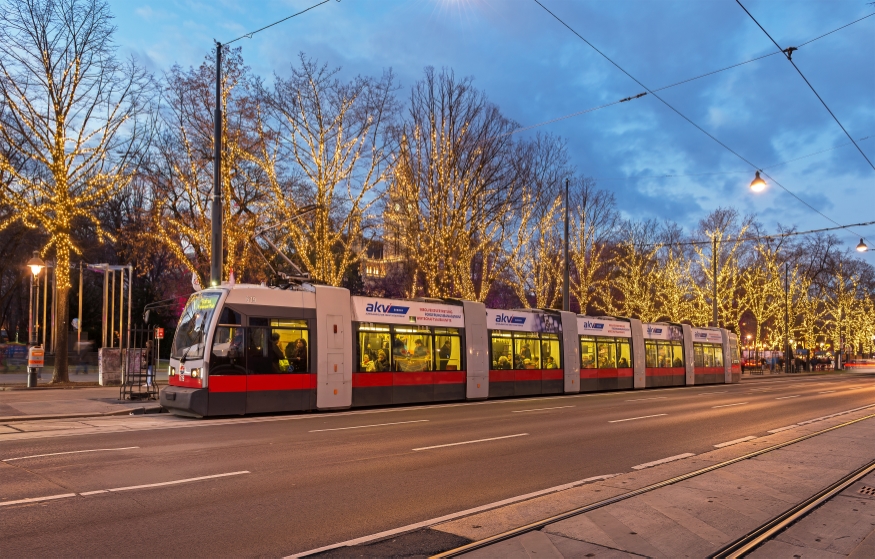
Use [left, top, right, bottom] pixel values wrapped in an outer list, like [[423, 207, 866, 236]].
[[110, 0, 874, 260]]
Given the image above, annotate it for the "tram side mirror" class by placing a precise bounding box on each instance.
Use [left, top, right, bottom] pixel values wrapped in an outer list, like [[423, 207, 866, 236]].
[[143, 310, 151, 324]]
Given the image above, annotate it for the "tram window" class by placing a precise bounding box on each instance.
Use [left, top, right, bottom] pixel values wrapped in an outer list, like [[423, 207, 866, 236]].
[[491, 331, 513, 369], [705, 345, 716, 367], [541, 334, 561, 369], [218, 307, 241, 325], [514, 333, 540, 369], [671, 343, 684, 367], [393, 326, 432, 372], [658, 342, 674, 367], [357, 324, 390, 372], [250, 317, 269, 327], [580, 337, 596, 369], [731, 346, 740, 364], [245, 327, 283, 374], [597, 339, 617, 369], [434, 328, 462, 371], [210, 326, 246, 375], [617, 339, 632, 368], [271, 320, 309, 373], [694, 344, 705, 367], [645, 341, 658, 368], [714, 346, 724, 367]]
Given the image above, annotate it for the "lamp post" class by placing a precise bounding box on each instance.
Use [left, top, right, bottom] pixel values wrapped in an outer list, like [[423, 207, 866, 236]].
[[26, 252, 45, 346], [562, 177, 570, 312]]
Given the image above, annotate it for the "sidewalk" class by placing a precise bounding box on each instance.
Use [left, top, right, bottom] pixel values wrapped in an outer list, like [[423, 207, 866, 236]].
[[0, 386, 162, 421], [0, 359, 170, 385], [433, 409, 875, 558]]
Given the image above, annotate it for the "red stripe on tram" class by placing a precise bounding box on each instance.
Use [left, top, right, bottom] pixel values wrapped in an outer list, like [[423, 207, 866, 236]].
[[645, 367, 685, 377], [694, 367, 724, 376]]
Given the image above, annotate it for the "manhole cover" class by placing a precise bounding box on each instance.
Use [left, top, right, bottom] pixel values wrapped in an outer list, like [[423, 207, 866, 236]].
[[859, 486, 875, 496]]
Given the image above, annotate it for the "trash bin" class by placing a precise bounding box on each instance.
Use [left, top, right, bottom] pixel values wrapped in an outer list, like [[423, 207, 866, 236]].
[[26, 367, 37, 388]]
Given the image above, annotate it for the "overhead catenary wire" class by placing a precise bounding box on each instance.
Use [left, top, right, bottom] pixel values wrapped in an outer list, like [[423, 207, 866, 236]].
[[508, 12, 874, 137], [735, 0, 875, 173], [223, 0, 336, 46], [531, 0, 870, 244]]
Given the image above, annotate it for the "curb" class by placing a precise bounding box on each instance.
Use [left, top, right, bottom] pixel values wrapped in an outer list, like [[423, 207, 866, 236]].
[[0, 405, 164, 423], [0, 383, 167, 391]]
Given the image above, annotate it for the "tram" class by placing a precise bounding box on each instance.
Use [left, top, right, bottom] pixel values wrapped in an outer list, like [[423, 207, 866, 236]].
[[161, 283, 741, 417]]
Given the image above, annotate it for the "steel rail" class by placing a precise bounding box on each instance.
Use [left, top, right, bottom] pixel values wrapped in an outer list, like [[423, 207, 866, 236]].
[[430, 409, 875, 558], [710, 458, 875, 558]]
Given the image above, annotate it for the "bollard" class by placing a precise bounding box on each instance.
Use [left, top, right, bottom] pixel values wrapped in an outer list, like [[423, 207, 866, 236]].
[[26, 367, 37, 388]]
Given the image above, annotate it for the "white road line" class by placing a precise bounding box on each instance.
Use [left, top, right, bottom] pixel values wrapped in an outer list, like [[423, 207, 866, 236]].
[[608, 413, 667, 423], [512, 406, 575, 413], [625, 397, 667, 402], [0, 493, 77, 507], [309, 420, 429, 432], [818, 391, 836, 394], [714, 436, 757, 448], [99, 471, 250, 493], [767, 425, 798, 434], [712, 402, 748, 409], [775, 395, 800, 400], [2, 447, 139, 462], [284, 473, 621, 558], [413, 434, 527, 451], [632, 453, 695, 470]]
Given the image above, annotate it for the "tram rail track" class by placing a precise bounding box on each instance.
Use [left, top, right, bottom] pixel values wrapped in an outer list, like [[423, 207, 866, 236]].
[[430, 409, 875, 558]]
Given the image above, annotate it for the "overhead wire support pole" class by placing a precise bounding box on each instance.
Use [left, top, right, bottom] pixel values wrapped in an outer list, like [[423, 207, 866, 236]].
[[712, 237, 718, 328], [563, 177, 570, 312], [211, 41, 223, 287]]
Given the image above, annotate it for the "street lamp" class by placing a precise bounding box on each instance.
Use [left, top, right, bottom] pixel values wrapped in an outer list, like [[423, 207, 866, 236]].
[[26, 251, 45, 346], [749, 170, 767, 193], [856, 238, 868, 252]]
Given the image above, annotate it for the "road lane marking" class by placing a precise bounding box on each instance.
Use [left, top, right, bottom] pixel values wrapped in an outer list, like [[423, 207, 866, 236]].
[[0, 493, 77, 507], [775, 395, 800, 400], [632, 453, 695, 470], [712, 402, 748, 408], [413, 434, 527, 451], [284, 472, 621, 558], [625, 397, 667, 402], [818, 391, 836, 394], [512, 406, 575, 413], [2, 447, 139, 462], [714, 436, 757, 448], [83, 471, 250, 494], [608, 414, 667, 423], [309, 420, 429, 432], [768, 425, 798, 433]]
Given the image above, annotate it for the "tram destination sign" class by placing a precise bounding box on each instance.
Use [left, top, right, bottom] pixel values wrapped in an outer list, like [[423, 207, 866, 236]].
[[351, 297, 465, 327]]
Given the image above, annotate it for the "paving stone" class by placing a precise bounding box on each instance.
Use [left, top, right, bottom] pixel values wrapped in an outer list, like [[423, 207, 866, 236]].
[[544, 532, 642, 558], [750, 538, 847, 558]]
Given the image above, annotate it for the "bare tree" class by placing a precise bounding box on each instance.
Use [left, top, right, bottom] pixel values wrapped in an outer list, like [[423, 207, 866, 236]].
[[0, 0, 151, 381]]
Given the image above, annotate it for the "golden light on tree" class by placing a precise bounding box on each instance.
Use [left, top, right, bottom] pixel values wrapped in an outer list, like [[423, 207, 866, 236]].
[[0, 0, 150, 382], [253, 56, 397, 287], [149, 48, 265, 285], [569, 178, 618, 314], [605, 225, 662, 322]]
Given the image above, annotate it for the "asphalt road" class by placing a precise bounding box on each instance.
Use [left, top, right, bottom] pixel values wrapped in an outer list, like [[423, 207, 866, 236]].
[[1, 372, 873, 558]]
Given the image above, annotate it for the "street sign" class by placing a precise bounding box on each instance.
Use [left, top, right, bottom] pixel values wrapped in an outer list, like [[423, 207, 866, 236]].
[[155, 327, 165, 340], [27, 346, 45, 368]]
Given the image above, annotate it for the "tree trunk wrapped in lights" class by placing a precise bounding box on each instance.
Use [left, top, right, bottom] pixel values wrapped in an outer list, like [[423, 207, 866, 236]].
[[604, 222, 662, 322], [0, 0, 151, 382], [387, 68, 522, 301], [253, 56, 397, 286], [148, 48, 266, 285], [737, 243, 783, 351]]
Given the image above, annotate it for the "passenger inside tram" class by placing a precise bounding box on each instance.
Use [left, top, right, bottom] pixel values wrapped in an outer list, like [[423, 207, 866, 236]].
[[545, 356, 557, 369], [618, 356, 629, 368], [375, 350, 390, 371]]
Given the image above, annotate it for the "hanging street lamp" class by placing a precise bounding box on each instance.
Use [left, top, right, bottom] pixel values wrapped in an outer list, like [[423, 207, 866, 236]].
[[749, 170, 767, 193]]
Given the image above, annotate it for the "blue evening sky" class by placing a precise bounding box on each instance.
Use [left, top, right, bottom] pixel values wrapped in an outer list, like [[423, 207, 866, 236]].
[[110, 0, 874, 258]]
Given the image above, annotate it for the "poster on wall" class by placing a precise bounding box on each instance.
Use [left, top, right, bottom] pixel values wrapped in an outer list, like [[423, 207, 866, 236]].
[[351, 297, 465, 327], [577, 317, 632, 337], [692, 328, 723, 343], [644, 323, 683, 341], [485, 309, 562, 333]]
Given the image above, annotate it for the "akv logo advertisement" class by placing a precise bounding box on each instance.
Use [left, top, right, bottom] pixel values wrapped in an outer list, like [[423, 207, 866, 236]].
[[578, 318, 631, 337], [486, 309, 562, 333], [645, 324, 684, 341], [493, 313, 527, 326], [692, 328, 723, 343], [351, 297, 465, 327]]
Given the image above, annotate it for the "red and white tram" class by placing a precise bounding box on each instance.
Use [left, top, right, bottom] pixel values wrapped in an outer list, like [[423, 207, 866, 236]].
[[161, 284, 741, 417]]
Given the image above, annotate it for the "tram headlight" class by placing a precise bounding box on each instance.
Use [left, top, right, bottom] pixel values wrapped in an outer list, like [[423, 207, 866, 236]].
[[190, 368, 200, 379], [169, 367, 175, 376]]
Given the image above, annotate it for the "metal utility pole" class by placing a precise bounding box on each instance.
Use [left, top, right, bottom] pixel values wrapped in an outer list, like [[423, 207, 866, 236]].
[[712, 237, 718, 327], [210, 42, 224, 287], [127, 265, 133, 349], [784, 262, 791, 373], [29, 272, 34, 345], [78, 262, 83, 348], [562, 177, 570, 312], [42, 263, 48, 348]]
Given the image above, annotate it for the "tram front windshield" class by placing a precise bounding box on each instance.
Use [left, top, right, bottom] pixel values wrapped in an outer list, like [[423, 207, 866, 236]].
[[171, 292, 221, 360]]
